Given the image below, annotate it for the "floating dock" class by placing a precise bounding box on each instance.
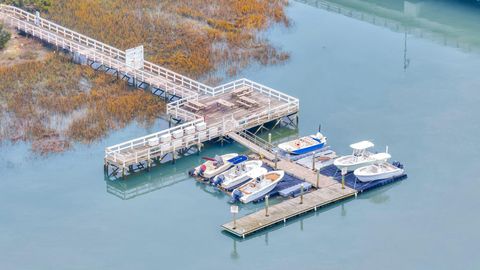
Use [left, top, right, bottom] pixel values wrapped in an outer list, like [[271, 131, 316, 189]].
[[221, 133, 406, 238], [222, 183, 356, 237]]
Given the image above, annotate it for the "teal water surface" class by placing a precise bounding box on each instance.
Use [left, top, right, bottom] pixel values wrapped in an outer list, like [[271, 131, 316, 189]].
[[1, 1, 480, 269]]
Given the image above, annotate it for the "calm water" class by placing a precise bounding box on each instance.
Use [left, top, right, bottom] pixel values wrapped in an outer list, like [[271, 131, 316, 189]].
[[2, 1, 480, 269]]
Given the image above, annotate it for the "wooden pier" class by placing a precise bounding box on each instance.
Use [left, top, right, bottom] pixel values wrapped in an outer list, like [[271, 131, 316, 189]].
[[222, 183, 356, 237], [0, 5, 299, 178]]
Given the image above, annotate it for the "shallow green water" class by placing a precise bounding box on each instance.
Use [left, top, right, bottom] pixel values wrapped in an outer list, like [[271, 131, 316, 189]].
[[2, 1, 480, 269]]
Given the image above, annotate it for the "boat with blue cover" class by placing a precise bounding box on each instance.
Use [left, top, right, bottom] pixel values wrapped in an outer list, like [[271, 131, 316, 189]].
[[211, 160, 266, 190], [190, 154, 246, 179], [278, 132, 327, 155]]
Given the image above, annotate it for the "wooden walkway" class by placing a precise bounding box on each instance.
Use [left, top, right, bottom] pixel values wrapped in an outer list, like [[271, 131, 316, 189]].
[[222, 183, 356, 237], [264, 159, 337, 188], [228, 132, 276, 161], [0, 5, 299, 177]]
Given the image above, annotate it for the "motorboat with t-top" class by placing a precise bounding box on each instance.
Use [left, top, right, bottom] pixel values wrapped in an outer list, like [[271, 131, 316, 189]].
[[354, 153, 405, 182], [211, 160, 267, 190], [232, 170, 285, 203], [278, 132, 327, 155], [334, 140, 378, 172]]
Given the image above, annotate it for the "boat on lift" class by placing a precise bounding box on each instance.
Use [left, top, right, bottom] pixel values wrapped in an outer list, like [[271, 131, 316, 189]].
[[354, 153, 405, 182], [333, 140, 377, 172], [278, 132, 327, 155], [211, 160, 267, 190], [232, 170, 285, 203], [190, 153, 245, 179]]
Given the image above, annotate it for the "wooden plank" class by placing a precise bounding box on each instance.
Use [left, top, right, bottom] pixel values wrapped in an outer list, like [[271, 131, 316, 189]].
[[228, 133, 276, 160], [239, 95, 258, 106]]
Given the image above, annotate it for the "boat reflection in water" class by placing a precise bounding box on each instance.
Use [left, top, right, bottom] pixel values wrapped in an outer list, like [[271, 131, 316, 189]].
[[105, 171, 190, 200], [296, 0, 480, 53]]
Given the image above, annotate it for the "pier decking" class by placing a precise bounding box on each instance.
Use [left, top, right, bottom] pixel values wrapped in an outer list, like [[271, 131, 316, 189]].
[[0, 5, 299, 177], [222, 183, 356, 237]]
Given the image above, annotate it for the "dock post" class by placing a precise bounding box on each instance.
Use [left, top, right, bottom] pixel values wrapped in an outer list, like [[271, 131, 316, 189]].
[[265, 195, 269, 217], [103, 158, 108, 172], [274, 152, 278, 169], [268, 133, 272, 144], [122, 167, 126, 179], [172, 151, 176, 164], [316, 170, 320, 188], [233, 213, 237, 229], [197, 143, 202, 155], [312, 151, 316, 171], [231, 205, 239, 230], [147, 159, 151, 172], [341, 168, 346, 189], [300, 184, 304, 204]]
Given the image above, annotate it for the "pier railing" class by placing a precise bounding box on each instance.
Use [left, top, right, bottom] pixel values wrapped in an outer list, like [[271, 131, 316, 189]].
[[0, 5, 300, 169], [0, 4, 200, 98]]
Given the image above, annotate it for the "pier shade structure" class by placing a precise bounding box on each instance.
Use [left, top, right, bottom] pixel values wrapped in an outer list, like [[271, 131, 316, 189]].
[[0, 5, 299, 177]]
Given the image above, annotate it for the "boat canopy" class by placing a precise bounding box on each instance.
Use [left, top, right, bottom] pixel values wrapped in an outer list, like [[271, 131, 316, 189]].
[[350, 140, 374, 150], [372, 152, 391, 161], [227, 155, 248, 165]]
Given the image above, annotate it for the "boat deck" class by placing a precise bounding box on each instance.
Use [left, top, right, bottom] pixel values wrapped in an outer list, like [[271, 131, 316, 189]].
[[185, 91, 286, 125]]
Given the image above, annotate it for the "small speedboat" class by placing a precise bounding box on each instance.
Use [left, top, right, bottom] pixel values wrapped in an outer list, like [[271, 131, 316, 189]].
[[278, 132, 327, 155], [232, 170, 285, 203], [190, 153, 244, 179], [334, 140, 377, 172], [354, 153, 405, 182], [212, 160, 266, 189]]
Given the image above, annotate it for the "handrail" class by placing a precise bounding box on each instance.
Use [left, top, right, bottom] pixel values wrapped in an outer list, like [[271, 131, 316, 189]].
[[237, 129, 275, 152], [0, 5, 299, 104], [0, 5, 300, 162]]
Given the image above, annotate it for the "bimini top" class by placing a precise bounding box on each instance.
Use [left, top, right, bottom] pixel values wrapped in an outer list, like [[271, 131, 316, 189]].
[[372, 152, 391, 161], [350, 140, 374, 150]]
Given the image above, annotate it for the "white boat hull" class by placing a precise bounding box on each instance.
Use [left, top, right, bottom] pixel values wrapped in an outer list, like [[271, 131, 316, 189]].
[[277, 133, 327, 155], [354, 164, 404, 182], [193, 153, 238, 179], [237, 171, 285, 204], [219, 161, 265, 190], [334, 157, 377, 172], [240, 183, 276, 204]]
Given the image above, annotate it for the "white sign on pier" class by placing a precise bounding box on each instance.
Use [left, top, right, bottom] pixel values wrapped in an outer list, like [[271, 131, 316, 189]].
[[125, 45, 144, 70]]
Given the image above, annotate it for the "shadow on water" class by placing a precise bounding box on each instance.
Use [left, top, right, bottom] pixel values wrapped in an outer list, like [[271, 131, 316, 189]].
[[356, 180, 402, 204], [104, 148, 217, 200], [295, 0, 480, 53], [221, 179, 401, 249], [104, 126, 298, 200]]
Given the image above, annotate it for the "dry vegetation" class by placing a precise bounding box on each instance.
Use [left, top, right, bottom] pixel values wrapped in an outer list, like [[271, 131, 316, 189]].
[[46, 0, 290, 79], [0, 53, 164, 154], [0, 0, 290, 154]]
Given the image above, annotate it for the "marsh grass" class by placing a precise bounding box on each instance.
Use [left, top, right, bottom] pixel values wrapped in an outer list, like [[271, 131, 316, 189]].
[[46, 0, 290, 80], [0, 53, 164, 154]]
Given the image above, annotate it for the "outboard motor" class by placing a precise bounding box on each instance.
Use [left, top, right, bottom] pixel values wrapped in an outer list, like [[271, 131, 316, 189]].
[[198, 164, 207, 177], [188, 168, 195, 176], [212, 174, 225, 186], [392, 161, 404, 169], [231, 189, 243, 202]]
